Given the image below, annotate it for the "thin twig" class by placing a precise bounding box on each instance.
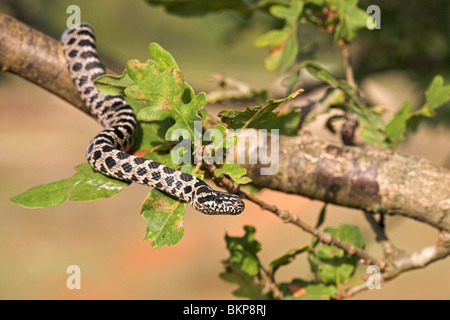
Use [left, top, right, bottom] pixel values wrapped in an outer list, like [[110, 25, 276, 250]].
[[203, 163, 386, 270], [259, 266, 285, 300], [240, 190, 386, 270], [338, 40, 361, 146], [341, 236, 450, 299], [339, 40, 357, 90]]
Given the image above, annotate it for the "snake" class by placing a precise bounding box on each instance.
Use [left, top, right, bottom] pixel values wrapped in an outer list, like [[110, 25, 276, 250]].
[[61, 23, 245, 215]]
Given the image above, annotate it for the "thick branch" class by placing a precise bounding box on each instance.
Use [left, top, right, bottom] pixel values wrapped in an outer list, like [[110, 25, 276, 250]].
[[0, 12, 87, 113], [0, 12, 114, 114], [242, 133, 450, 232], [1, 12, 449, 232]]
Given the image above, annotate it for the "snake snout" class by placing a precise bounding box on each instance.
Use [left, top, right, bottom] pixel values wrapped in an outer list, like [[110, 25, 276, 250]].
[[216, 193, 245, 215]]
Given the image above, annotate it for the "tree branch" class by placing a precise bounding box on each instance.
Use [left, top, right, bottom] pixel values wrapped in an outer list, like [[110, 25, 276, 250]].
[[341, 232, 450, 298], [240, 133, 450, 232], [1, 12, 449, 233]]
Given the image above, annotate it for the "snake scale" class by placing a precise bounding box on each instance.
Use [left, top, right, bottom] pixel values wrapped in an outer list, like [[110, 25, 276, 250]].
[[61, 24, 244, 215]]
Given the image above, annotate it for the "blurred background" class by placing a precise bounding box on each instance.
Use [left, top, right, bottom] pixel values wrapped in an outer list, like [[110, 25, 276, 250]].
[[0, 0, 449, 299]]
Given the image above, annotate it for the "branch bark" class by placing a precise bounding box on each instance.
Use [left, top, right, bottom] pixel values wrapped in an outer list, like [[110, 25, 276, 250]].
[[241, 132, 450, 232], [0, 12, 86, 113], [1, 12, 449, 232], [341, 234, 450, 299]]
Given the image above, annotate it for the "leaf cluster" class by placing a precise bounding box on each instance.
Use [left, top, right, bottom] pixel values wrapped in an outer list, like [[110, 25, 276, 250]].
[[220, 219, 366, 300]]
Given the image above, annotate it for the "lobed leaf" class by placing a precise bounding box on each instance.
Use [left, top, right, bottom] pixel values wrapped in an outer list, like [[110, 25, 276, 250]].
[[385, 101, 413, 148], [333, 0, 368, 43], [94, 71, 134, 96], [279, 279, 337, 300], [214, 163, 252, 186], [218, 88, 303, 130], [219, 272, 271, 300], [149, 42, 180, 72], [315, 224, 366, 285], [425, 75, 450, 111], [126, 58, 205, 140], [269, 246, 309, 275], [141, 189, 185, 249], [10, 163, 129, 208], [220, 226, 272, 299]]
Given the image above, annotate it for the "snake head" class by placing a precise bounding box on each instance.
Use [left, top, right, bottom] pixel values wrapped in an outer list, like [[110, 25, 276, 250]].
[[193, 190, 245, 215]]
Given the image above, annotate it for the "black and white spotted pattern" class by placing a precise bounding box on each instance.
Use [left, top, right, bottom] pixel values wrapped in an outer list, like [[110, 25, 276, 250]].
[[61, 23, 244, 215]]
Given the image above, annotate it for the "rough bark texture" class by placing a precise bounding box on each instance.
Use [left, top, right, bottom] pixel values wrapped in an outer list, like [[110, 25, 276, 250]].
[[0, 12, 87, 112], [1, 12, 92, 114], [241, 133, 450, 232], [1, 12, 449, 232]]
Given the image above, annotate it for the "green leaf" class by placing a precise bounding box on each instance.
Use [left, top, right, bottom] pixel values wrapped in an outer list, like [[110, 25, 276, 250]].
[[405, 75, 450, 133], [10, 163, 129, 208], [303, 61, 340, 87], [219, 272, 271, 300], [220, 226, 272, 299], [11, 178, 78, 208], [279, 279, 337, 300], [94, 71, 134, 96], [140, 163, 201, 248], [218, 88, 303, 130], [424, 75, 450, 111], [224, 225, 262, 276], [264, 48, 283, 71], [305, 61, 390, 148], [125, 57, 204, 140], [255, 0, 304, 71], [318, 262, 355, 285], [141, 189, 185, 249], [149, 42, 180, 72], [269, 246, 309, 275], [270, 0, 304, 24], [302, 62, 386, 148], [334, 0, 368, 43], [130, 118, 173, 153], [257, 107, 301, 136], [307, 251, 320, 275], [357, 112, 389, 149], [326, 224, 366, 249], [385, 101, 413, 147], [255, 26, 293, 71], [214, 164, 252, 186], [315, 224, 366, 285], [254, 27, 290, 48], [280, 32, 299, 72], [317, 243, 344, 260]]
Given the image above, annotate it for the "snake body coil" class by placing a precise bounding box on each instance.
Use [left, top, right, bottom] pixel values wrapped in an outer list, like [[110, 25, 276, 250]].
[[61, 24, 244, 215]]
